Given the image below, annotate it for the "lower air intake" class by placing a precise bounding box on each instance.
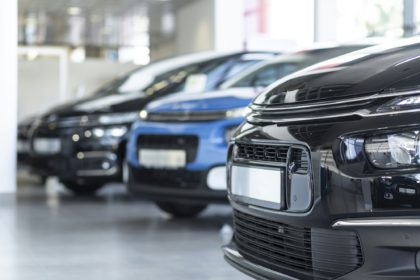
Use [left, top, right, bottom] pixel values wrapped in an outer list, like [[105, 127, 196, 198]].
[[233, 210, 363, 280]]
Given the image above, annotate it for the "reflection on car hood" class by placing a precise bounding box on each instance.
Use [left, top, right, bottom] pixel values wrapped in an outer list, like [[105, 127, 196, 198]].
[[146, 87, 259, 113], [254, 37, 420, 106], [41, 91, 149, 119]]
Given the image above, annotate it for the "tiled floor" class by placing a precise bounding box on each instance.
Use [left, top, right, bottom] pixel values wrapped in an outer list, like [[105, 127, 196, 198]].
[[0, 176, 248, 280]]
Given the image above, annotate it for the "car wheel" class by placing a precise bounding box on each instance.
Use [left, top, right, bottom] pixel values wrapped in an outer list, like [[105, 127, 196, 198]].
[[156, 202, 207, 218], [62, 181, 103, 196]]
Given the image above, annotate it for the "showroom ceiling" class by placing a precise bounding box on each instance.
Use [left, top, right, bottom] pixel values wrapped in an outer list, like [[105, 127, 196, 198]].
[[19, 0, 194, 16], [18, 0, 195, 47]]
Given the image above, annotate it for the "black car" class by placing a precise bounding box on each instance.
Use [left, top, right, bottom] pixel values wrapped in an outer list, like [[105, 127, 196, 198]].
[[224, 38, 420, 280], [28, 51, 275, 195]]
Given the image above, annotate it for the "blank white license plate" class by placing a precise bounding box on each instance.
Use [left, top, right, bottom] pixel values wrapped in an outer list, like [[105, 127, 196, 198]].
[[231, 165, 282, 209], [33, 138, 61, 155], [139, 149, 186, 169]]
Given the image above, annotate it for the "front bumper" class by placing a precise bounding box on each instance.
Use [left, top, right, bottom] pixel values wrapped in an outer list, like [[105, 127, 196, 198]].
[[225, 111, 420, 279], [128, 166, 227, 204], [223, 243, 299, 280], [127, 118, 243, 203], [29, 124, 128, 183], [224, 215, 420, 280]]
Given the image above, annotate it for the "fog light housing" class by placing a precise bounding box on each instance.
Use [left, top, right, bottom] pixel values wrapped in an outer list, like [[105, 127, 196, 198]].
[[207, 166, 227, 190], [365, 131, 420, 169]]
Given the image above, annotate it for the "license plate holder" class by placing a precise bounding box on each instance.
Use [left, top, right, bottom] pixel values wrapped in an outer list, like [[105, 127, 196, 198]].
[[33, 138, 61, 155], [139, 149, 187, 169], [230, 164, 283, 210]]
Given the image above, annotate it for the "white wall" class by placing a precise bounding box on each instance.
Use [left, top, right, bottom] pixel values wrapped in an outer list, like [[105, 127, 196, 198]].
[[175, 0, 216, 54], [150, 40, 177, 61], [18, 59, 136, 121], [0, 0, 17, 193], [214, 0, 246, 51], [314, 0, 338, 42]]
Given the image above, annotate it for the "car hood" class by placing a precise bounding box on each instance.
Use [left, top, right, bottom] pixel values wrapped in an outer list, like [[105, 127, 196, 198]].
[[41, 91, 150, 119], [146, 87, 259, 113], [254, 38, 420, 106]]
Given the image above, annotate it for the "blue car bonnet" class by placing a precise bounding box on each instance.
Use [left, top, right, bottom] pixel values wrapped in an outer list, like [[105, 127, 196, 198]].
[[145, 88, 259, 113]]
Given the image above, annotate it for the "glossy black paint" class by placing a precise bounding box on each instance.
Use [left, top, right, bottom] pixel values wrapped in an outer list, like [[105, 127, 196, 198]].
[[254, 40, 420, 106], [226, 39, 420, 279]]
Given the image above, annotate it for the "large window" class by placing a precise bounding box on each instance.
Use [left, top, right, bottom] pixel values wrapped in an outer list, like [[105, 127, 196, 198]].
[[336, 0, 404, 41]]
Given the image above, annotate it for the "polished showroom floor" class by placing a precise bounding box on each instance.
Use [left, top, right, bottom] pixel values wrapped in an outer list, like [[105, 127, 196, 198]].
[[0, 173, 247, 280]]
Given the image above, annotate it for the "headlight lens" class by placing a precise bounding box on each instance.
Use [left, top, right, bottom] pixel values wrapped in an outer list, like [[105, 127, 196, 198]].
[[365, 131, 420, 168], [139, 110, 148, 120], [225, 107, 251, 119], [376, 95, 420, 113], [91, 126, 128, 138], [98, 112, 139, 125]]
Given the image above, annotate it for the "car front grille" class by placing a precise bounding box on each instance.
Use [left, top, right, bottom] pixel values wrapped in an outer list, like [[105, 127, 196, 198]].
[[294, 84, 352, 103], [146, 111, 227, 122], [137, 135, 199, 163], [247, 92, 385, 125], [131, 168, 205, 189], [236, 143, 289, 163], [233, 210, 363, 280], [235, 143, 309, 172]]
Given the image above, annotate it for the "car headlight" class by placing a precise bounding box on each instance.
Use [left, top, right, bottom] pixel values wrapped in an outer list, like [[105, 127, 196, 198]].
[[376, 95, 420, 113], [91, 126, 128, 138], [225, 107, 251, 119], [365, 130, 420, 169], [98, 112, 139, 125], [139, 110, 148, 120]]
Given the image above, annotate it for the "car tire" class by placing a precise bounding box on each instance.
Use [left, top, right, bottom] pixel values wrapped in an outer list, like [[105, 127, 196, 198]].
[[156, 202, 207, 218], [62, 181, 103, 196]]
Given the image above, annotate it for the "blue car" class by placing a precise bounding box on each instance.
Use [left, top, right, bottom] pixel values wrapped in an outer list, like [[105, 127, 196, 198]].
[[126, 45, 370, 217]]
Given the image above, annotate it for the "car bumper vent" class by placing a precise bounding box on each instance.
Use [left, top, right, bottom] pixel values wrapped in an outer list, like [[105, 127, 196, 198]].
[[233, 210, 363, 280], [236, 143, 289, 163]]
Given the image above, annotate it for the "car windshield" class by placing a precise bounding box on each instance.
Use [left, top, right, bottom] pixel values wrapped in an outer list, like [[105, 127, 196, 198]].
[[229, 62, 300, 88], [227, 46, 370, 89], [93, 74, 136, 95], [140, 55, 266, 96], [94, 54, 265, 97]]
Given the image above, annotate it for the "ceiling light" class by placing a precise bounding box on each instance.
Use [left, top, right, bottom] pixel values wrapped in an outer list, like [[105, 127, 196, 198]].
[[67, 7, 82, 16]]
